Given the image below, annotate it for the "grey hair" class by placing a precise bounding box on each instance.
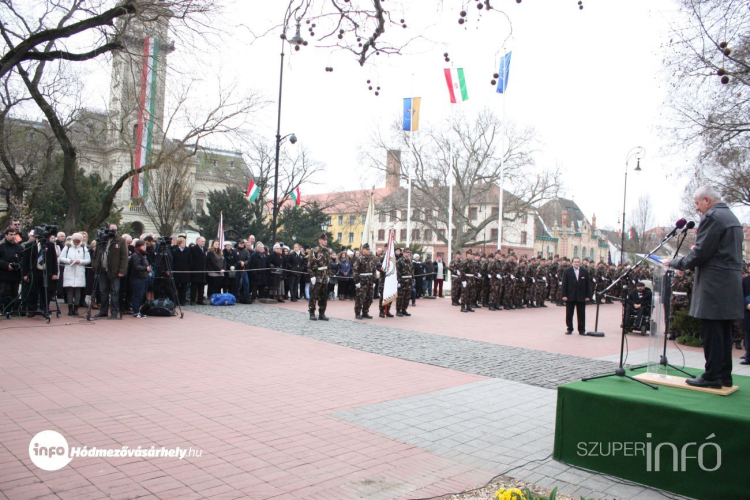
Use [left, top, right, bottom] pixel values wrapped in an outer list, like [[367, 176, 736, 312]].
[[694, 185, 722, 202]]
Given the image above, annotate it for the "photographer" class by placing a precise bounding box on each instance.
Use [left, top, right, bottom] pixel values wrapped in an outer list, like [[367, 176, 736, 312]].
[[58, 233, 90, 316], [153, 236, 176, 304], [0, 228, 23, 314], [92, 224, 128, 320]]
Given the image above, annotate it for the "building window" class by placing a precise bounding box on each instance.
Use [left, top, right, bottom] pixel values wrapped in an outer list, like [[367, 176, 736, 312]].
[[361, 215, 366, 224], [412, 229, 420, 241], [338, 215, 343, 225], [491, 228, 498, 240], [470, 207, 478, 220], [521, 231, 527, 245], [522, 214, 529, 224], [590, 248, 595, 261], [348, 232, 354, 243], [400, 229, 407, 241], [547, 245, 551, 258], [573, 246, 579, 258], [412, 209, 420, 220], [195, 198, 205, 213], [492, 206, 499, 215], [438, 229, 445, 240], [326, 216, 332, 226], [379, 212, 386, 222], [349, 215, 356, 225], [390, 210, 397, 222], [337, 233, 342, 243], [424, 229, 432, 241], [425, 209, 432, 220], [582, 246, 587, 258], [378, 229, 385, 241]]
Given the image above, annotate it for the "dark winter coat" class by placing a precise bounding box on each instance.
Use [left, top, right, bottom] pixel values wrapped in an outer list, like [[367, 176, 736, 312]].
[[189, 244, 208, 284], [172, 246, 192, 284]]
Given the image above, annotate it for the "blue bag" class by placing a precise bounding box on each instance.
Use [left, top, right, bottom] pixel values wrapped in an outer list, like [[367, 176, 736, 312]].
[[210, 293, 236, 306]]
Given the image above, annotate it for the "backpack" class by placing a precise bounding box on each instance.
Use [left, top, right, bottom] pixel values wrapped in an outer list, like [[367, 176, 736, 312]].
[[210, 293, 236, 306], [141, 298, 175, 316], [238, 293, 253, 304]]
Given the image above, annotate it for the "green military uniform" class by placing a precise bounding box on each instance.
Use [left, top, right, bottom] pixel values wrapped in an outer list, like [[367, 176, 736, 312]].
[[503, 260, 517, 310], [450, 255, 462, 306], [480, 258, 491, 306], [460, 255, 475, 312], [353, 245, 377, 319], [396, 249, 414, 316], [535, 263, 547, 307], [488, 257, 503, 310], [308, 234, 333, 320]]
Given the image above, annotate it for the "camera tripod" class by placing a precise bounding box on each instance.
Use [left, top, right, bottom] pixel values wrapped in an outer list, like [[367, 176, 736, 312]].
[[153, 242, 183, 319]]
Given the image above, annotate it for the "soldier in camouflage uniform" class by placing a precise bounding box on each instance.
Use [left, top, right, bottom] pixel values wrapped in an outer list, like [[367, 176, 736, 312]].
[[460, 250, 476, 312], [353, 243, 377, 320], [535, 260, 548, 307], [668, 269, 692, 339], [396, 248, 414, 316], [515, 259, 528, 308], [450, 251, 463, 306], [481, 255, 491, 307], [308, 233, 333, 321], [488, 253, 503, 311], [503, 256, 518, 310], [548, 259, 559, 304], [472, 252, 484, 309]]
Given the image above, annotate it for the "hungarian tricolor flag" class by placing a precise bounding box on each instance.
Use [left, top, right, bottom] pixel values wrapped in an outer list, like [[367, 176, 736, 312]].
[[628, 228, 635, 239], [217, 211, 225, 248], [246, 180, 259, 202], [290, 187, 301, 206], [444, 68, 468, 103], [131, 36, 160, 199]]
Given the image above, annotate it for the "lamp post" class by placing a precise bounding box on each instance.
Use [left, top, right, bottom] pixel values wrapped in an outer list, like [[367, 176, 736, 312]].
[[620, 146, 645, 264], [271, 24, 303, 245]]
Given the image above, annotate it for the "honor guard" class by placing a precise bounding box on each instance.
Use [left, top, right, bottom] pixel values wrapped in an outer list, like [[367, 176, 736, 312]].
[[396, 248, 414, 316], [308, 233, 332, 321], [353, 243, 376, 320]]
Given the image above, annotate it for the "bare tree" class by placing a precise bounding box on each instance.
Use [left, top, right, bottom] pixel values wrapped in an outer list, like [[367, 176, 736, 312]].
[[364, 109, 560, 250], [141, 147, 194, 235], [628, 194, 657, 254], [665, 0, 750, 204]]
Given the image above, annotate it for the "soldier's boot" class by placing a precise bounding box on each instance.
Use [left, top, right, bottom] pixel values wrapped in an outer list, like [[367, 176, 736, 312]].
[[363, 313, 373, 319], [396, 310, 404, 317], [319, 312, 329, 321], [488, 306, 496, 311], [355, 314, 363, 320], [473, 302, 482, 308], [309, 312, 317, 321], [461, 304, 468, 313], [402, 310, 411, 317], [386, 310, 394, 317], [467, 304, 475, 312], [379, 311, 386, 318]]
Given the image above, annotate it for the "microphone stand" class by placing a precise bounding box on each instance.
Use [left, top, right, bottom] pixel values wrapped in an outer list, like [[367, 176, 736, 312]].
[[586, 269, 630, 337], [582, 230, 683, 389], [630, 230, 695, 377]]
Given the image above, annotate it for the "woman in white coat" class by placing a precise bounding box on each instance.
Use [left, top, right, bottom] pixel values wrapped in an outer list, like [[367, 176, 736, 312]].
[[58, 233, 91, 316]]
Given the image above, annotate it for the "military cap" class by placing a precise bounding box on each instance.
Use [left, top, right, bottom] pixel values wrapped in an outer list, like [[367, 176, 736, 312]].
[[636, 281, 645, 286], [362, 243, 370, 250], [318, 232, 328, 240], [403, 247, 412, 253]]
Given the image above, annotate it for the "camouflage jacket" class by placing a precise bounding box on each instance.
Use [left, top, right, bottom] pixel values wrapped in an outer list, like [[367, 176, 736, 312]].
[[308, 246, 333, 283], [449, 259, 462, 278], [397, 257, 414, 284], [353, 255, 377, 284]]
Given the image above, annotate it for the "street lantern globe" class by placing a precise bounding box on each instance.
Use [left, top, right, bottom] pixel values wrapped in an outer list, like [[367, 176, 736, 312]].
[[289, 134, 297, 144], [289, 24, 305, 46], [634, 158, 642, 171]]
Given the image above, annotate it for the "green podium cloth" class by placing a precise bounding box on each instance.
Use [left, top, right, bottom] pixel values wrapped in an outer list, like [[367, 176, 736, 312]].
[[553, 366, 750, 500]]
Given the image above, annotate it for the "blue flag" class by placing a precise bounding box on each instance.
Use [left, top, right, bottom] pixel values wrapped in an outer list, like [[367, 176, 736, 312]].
[[496, 51, 512, 94], [402, 97, 421, 132]]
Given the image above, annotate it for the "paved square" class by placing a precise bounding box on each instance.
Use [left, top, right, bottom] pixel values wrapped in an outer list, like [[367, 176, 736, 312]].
[[0, 298, 719, 499]]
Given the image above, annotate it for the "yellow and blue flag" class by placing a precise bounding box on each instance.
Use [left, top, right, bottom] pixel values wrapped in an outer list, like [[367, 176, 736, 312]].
[[402, 97, 421, 132], [496, 51, 512, 94]]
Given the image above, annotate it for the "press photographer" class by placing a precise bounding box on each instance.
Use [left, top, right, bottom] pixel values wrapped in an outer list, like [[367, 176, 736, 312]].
[[92, 224, 128, 320], [0, 228, 23, 314]]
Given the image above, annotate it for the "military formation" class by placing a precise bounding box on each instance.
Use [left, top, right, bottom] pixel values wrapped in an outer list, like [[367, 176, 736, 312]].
[[448, 250, 664, 312]]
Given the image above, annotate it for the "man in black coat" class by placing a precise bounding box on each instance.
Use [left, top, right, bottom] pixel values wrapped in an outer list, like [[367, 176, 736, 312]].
[[0, 228, 24, 314], [286, 243, 305, 301], [561, 257, 591, 335], [624, 282, 652, 330], [664, 185, 744, 388], [189, 236, 207, 305]]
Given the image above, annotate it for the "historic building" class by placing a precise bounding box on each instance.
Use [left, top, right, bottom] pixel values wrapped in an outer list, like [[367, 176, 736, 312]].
[[535, 198, 609, 262]]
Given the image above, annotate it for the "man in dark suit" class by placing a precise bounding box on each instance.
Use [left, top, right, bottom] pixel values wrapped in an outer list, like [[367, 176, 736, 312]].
[[664, 185, 744, 389], [561, 257, 591, 335], [189, 236, 207, 305], [624, 282, 652, 331]]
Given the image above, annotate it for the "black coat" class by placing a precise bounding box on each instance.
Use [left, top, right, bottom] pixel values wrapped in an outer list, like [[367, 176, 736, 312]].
[[627, 287, 652, 308], [740, 275, 750, 331], [189, 245, 208, 284], [286, 251, 306, 273], [0, 239, 23, 281], [561, 266, 591, 303], [129, 253, 150, 281], [249, 251, 268, 286], [172, 247, 192, 284]]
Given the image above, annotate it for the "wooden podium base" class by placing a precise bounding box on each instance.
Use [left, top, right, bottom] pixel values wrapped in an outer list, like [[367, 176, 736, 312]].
[[634, 372, 739, 396]]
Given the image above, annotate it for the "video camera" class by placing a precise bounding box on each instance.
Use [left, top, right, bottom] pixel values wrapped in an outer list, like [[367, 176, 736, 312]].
[[156, 235, 172, 247], [33, 223, 59, 241], [95, 225, 117, 244]]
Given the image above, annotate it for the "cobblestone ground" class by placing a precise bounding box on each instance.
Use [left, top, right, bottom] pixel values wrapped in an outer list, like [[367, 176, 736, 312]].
[[188, 304, 619, 390]]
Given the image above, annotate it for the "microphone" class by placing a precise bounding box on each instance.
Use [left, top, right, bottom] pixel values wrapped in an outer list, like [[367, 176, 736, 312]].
[[665, 218, 687, 239], [680, 220, 696, 233]]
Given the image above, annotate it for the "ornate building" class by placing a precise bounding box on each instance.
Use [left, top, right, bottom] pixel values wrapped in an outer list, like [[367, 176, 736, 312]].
[[535, 197, 609, 262]]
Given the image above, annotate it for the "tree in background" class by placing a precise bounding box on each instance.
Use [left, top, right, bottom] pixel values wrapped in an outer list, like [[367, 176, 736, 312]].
[[31, 165, 121, 229], [665, 0, 750, 206], [276, 202, 334, 248], [142, 152, 195, 236], [196, 187, 258, 244]]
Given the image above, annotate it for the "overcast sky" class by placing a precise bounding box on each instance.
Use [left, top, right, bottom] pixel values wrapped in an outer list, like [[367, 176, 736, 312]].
[[81, 0, 730, 230]]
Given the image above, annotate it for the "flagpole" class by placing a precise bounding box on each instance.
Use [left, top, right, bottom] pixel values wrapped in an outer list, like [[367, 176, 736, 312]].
[[498, 50, 508, 252], [447, 182, 453, 266], [406, 168, 412, 247]]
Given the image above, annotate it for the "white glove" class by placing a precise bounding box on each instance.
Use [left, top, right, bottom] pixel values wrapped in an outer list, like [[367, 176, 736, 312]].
[[496, 274, 501, 279], [522, 277, 525, 282], [457, 270, 461, 276], [398, 283, 401, 288], [355, 283, 361, 289], [511, 274, 515, 279], [311, 277, 316, 285], [592, 278, 597, 283], [477, 273, 482, 278], [462, 281, 467, 288], [531, 278, 535, 283]]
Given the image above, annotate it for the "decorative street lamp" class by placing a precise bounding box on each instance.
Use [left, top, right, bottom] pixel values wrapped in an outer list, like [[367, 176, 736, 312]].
[[620, 146, 645, 264]]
